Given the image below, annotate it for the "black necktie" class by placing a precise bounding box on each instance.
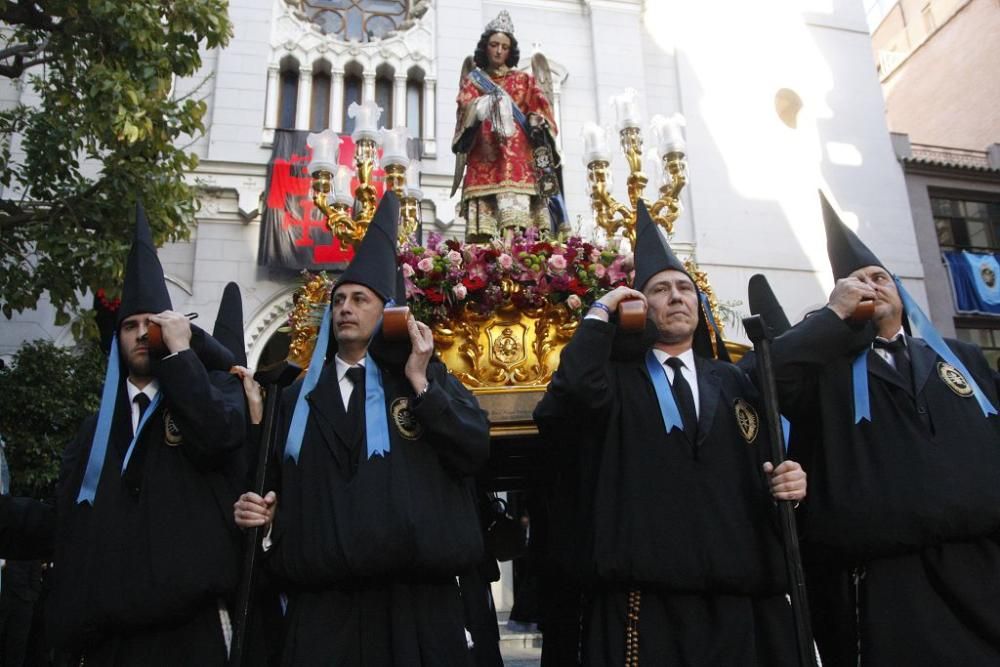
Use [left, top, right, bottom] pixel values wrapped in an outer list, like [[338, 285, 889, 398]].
[[133, 393, 151, 436], [666, 357, 698, 442], [874, 336, 913, 394], [345, 366, 366, 441]]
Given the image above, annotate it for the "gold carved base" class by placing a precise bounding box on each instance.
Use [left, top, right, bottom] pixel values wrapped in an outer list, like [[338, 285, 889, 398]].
[[433, 301, 578, 390]]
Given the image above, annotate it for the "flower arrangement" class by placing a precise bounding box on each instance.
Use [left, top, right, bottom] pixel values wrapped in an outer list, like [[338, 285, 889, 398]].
[[399, 230, 632, 325]]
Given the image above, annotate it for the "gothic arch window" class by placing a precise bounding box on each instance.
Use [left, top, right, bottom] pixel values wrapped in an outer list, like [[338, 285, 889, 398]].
[[406, 66, 424, 138], [277, 56, 300, 130], [300, 0, 410, 42], [311, 60, 332, 131], [375, 64, 394, 127], [342, 63, 363, 135]]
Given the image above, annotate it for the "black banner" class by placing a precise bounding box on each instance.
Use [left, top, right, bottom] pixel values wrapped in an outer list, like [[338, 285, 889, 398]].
[[257, 129, 356, 270]]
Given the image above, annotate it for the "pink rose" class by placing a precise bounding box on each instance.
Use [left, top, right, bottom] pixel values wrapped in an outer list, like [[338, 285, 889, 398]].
[[402, 263, 415, 278], [447, 250, 463, 266], [566, 294, 582, 310], [498, 253, 514, 270], [593, 263, 606, 278], [453, 283, 468, 300], [548, 254, 567, 271], [417, 257, 434, 272]]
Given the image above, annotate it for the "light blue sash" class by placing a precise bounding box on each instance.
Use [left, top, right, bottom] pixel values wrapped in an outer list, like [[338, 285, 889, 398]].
[[644, 350, 684, 435], [77, 334, 121, 504]]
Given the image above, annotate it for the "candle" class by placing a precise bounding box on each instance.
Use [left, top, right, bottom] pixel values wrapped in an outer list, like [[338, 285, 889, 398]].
[[306, 129, 341, 174], [405, 160, 423, 200], [333, 164, 355, 206], [582, 122, 611, 164], [381, 126, 410, 167], [612, 88, 641, 130], [348, 100, 383, 142], [650, 112, 686, 155]]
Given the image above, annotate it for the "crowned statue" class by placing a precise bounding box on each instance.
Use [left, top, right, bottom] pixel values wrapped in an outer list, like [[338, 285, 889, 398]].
[[452, 10, 566, 242]]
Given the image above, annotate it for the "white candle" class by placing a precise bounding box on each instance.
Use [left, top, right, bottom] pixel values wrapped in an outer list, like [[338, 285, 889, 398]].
[[650, 112, 686, 155], [612, 88, 641, 130], [582, 122, 611, 164], [349, 100, 383, 142], [333, 165, 355, 206], [381, 126, 410, 167], [306, 129, 341, 174], [405, 160, 423, 200]]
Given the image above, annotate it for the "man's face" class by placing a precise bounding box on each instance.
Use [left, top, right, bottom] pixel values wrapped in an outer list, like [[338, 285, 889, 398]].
[[643, 269, 700, 346], [332, 283, 383, 348], [119, 313, 154, 379], [487, 32, 511, 68], [849, 265, 903, 327]]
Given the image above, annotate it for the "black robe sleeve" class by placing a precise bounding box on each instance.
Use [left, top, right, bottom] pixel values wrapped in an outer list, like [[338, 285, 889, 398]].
[[156, 349, 247, 469], [411, 362, 490, 475], [535, 318, 616, 427], [770, 307, 873, 419], [0, 495, 55, 559]]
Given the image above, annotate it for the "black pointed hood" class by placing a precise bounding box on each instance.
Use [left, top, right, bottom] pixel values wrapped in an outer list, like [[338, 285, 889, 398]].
[[633, 199, 691, 292], [117, 203, 172, 326], [335, 191, 400, 302], [748, 274, 791, 338], [632, 199, 730, 362], [821, 190, 886, 280], [213, 282, 247, 367]]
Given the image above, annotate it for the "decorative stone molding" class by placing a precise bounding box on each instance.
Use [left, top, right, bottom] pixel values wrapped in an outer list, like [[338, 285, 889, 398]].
[[245, 286, 298, 368]]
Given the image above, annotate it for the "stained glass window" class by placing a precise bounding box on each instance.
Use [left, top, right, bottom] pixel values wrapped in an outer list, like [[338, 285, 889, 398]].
[[300, 0, 409, 42]]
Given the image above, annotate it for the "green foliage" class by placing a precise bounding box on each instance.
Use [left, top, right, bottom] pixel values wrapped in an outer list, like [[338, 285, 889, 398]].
[[0, 340, 106, 499], [0, 0, 233, 323]]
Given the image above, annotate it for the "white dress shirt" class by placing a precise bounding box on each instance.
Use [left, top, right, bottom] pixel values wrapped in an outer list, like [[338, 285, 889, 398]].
[[334, 355, 366, 410], [125, 378, 160, 435], [873, 326, 907, 370], [650, 347, 700, 417]]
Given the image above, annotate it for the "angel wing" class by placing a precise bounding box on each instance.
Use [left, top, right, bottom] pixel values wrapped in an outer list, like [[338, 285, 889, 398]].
[[531, 52, 555, 108], [451, 55, 477, 197], [460, 55, 474, 86]]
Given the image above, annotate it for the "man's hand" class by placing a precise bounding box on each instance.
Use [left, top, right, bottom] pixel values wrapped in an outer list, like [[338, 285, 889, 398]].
[[404, 317, 435, 395], [150, 311, 192, 354], [764, 460, 807, 502], [588, 286, 647, 322], [234, 491, 277, 529], [826, 278, 876, 320], [231, 365, 264, 425]]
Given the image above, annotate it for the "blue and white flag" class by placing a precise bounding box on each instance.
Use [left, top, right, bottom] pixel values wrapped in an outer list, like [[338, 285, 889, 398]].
[[943, 250, 1000, 315]]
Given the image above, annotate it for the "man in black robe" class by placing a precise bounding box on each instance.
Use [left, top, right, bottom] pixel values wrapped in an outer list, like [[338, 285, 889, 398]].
[[43, 204, 248, 665], [771, 193, 1000, 666], [533, 201, 807, 665], [234, 192, 490, 666]]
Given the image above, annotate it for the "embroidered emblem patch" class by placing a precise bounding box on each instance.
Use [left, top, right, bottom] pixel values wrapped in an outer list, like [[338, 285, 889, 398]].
[[733, 398, 759, 444], [391, 397, 423, 440], [937, 362, 973, 398], [163, 409, 183, 446]]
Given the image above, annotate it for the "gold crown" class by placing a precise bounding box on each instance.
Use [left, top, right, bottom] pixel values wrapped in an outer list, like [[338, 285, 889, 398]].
[[485, 10, 514, 35]]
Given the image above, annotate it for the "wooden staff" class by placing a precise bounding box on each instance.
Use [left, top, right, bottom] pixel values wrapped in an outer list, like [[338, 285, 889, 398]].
[[228, 360, 301, 667], [743, 314, 817, 667]]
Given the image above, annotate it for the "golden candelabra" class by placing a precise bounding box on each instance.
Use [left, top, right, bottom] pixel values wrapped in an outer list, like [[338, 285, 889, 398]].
[[383, 162, 422, 245], [586, 126, 687, 246], [311, 136, 378, 248]]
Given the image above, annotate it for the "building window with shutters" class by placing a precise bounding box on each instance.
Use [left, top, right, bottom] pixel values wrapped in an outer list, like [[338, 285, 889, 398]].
[[406, 69, 423, 139], [375, 69, 394, 128]]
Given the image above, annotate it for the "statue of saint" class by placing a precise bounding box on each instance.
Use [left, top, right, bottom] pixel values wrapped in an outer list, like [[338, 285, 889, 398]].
[[452, 10, 565, 242]]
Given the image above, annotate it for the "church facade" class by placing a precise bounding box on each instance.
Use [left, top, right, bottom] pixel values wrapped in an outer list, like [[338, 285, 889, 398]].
[[1, 0, 921, 362]]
